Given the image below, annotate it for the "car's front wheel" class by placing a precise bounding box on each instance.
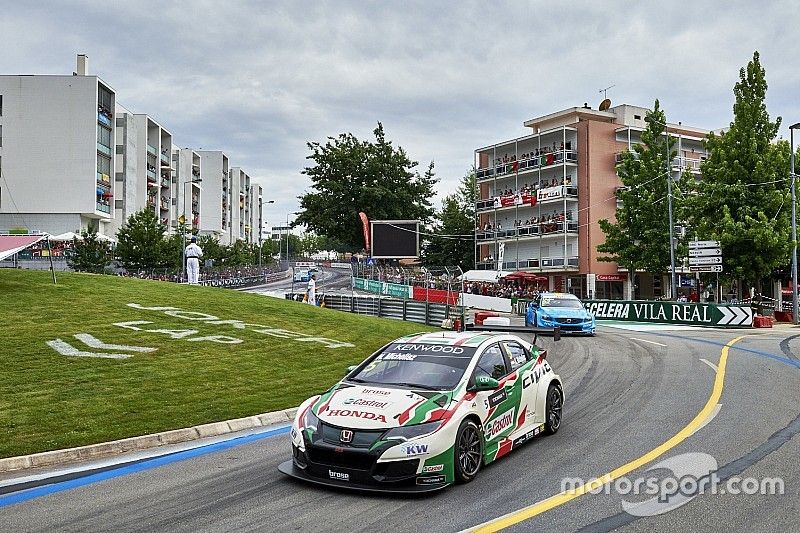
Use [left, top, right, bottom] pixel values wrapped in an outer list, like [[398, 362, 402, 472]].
[[544, 384, 563, 435], [454, 419, 482, 483]]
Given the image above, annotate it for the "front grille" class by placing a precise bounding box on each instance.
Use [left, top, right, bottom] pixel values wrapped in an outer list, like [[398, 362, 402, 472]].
[[373, 459, 419, 480], [306, 446, 375, 471], [555, 317, 588, 324], [319, 422, 384, 448]]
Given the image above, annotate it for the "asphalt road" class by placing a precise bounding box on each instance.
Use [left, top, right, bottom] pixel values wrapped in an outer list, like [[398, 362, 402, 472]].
[[246, 266, 355, 297], [2, 326, 800, 532]]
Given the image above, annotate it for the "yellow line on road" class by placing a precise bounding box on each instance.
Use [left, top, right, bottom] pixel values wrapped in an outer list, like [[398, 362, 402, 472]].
[[467, 335, 745, 533]]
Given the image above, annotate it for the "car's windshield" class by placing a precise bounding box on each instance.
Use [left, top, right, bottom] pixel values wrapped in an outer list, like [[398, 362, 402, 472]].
[[541, 296, 583, 309], [350, 343, 476, 390]]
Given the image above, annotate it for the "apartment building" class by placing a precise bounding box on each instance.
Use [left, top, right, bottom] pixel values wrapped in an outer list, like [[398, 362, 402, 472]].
[[172, 148, 202, 233], [475, 103, 709, 300], [0, 55, 117, 235], [250, 183, 263, 244], [112, 106, 176, 234], [197, 150, 232, 244]]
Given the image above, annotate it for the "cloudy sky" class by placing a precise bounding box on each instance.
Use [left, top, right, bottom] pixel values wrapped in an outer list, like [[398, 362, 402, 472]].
[[2, 0, 799, 229]]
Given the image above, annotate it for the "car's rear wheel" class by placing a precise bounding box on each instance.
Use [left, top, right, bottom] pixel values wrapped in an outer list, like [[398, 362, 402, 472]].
[[544, 384, 563, 435], [454, 419, 482, 483]]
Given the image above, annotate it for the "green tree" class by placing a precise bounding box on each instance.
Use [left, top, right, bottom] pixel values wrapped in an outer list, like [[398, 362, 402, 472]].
[[597, 100, 684, 293], [66, 229, 112, 273], [424, 169, 477, 269], [683, 51, 791, 293], [197, 235, 225, 268], [115, 209, 168, 270], [297, 122, 438, 250]]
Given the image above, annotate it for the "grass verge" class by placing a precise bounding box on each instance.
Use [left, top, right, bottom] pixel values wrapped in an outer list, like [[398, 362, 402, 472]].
[[0, 269, 433, 458]]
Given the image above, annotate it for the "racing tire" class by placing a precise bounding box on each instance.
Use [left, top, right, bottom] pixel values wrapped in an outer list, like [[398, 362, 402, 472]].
[[544, 384, 563, 435], [454, 419, 482, 483]]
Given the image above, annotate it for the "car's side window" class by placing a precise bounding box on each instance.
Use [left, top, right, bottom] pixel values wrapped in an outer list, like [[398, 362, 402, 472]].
[[474, 344, 508, 380], [503, 341, 530, 370]]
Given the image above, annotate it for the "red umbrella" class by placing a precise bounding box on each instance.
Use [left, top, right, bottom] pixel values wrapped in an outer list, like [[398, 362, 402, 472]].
[[502, 271, 548, 282]]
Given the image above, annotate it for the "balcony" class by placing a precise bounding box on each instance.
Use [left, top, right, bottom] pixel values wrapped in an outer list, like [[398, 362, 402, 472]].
[[476, 221, 578, 242], [499, 257, 579, 270], [161, 178, 170, 188], [476, 150, 577, 181], [147, 145, 157, 156], [96, 201, 111, 214], [97, 142, 112, 156], [477, 185, 578, 212], [673, 156, 703, 173], [96, 172, 111, 187], [97, 111, 112, 127]]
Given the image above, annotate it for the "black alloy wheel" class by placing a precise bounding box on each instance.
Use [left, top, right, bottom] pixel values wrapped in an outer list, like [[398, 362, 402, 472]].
[[454, 419, 482, 483], [544, 384, 563, 435]]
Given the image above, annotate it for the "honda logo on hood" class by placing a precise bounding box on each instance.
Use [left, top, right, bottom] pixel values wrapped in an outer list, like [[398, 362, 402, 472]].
[[340, 429, 353, 443]]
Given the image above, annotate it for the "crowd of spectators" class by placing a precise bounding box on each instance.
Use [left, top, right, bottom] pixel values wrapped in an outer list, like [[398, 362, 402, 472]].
[[492, 175, 574, 199], [465, 281, 543, 300], [493, 141, 573, 166], [119, 265, 280, 283], [479, 210, 574, 232]]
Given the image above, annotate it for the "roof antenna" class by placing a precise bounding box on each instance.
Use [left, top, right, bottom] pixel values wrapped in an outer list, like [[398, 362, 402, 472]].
[[599, 84, 615, 99]]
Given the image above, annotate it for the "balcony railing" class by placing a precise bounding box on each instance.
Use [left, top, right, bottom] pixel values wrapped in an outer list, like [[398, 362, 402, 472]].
[[499, 257, 580, 270], [673, 156, 703, 172], [147, 145, 157, 156], [477, 150, 577, 181], [97, 113, 112, 127], [477, 185, 578, 211], [96, 201, 111, 214], [476, 221, 578, 241], [97, 142, 112, 156]]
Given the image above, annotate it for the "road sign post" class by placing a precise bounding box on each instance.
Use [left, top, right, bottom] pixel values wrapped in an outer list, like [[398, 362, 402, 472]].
[[687, 239, 723, 299]]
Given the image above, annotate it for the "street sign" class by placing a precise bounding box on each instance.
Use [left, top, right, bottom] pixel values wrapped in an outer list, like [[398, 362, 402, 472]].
[[689, 256, 722, 265], [688, 248, 722, 257], [689, 240, 721, 249], [690, 265, 723, 273]]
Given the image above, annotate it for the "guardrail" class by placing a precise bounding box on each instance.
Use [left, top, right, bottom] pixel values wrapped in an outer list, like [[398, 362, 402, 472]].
[[285, 293, 463, 327]]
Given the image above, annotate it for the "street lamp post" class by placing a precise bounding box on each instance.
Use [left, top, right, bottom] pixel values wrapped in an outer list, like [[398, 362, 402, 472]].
[[180, 178, 202, 283], [645, 114, 677, 299], [258, 199, 275, 269], [790, 123, 800, 324]]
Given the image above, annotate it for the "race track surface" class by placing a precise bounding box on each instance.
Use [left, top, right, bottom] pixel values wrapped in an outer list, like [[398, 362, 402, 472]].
[[2, 326, 799, 532]]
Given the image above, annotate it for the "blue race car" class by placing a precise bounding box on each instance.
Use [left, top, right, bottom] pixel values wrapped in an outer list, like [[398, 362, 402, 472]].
[[525, 292, 596, 335]]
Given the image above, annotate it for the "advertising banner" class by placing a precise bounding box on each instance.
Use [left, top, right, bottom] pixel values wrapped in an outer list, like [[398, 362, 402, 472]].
[[583, 300, 753, 328]]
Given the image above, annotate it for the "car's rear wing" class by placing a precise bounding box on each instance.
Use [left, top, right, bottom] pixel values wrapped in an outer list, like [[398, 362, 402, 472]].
[[465, 323, 561, 343]]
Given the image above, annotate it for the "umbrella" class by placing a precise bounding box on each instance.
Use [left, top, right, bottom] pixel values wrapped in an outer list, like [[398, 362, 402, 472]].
[[50, 231, 83, 242], [502, 271, 548, 282]]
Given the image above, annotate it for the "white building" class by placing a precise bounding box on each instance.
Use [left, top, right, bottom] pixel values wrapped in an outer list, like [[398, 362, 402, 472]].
[[197, 150, 231, 244], [172, 148, 202, 233], [0, 55, 118, 236]]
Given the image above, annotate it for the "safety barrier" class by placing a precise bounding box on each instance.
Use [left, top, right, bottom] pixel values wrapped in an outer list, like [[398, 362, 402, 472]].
[[285, 293, 463, 327], [201, 271, 286, 289], [582, 299, 754, 328]]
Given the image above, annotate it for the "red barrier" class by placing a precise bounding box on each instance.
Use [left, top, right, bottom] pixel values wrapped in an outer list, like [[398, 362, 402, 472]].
[[753, 315, 773, 328], [412, 286, 459, 305], [475, 311, 500, 326], [774, 311, 793, 323]]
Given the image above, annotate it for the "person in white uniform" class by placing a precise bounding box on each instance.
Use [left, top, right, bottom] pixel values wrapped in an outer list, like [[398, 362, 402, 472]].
[[306, 273, 317, 305], [185, 236, 203, 285]]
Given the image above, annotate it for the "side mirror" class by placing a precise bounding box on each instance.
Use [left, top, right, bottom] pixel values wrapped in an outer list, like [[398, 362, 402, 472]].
[[473, 375, 500, 392]]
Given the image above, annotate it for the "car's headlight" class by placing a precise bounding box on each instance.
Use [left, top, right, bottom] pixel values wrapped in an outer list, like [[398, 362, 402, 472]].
[[383, 421, 442, 442], [539, 313, 553, 322], [303, 407, 319, 432]]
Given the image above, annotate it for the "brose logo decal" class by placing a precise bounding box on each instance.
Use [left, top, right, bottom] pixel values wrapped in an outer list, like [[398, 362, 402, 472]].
[[422, 464, 444, 473], [485, 409, 514, 440], [403, 444, 429, 456], [329, 470, 349, 481], [326, 409, 388, 423], [361, 388, 390, 396], [343, 398, 389, 409]]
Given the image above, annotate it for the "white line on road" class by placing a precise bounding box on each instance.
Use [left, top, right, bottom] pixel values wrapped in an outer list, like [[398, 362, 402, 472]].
[[700, 358, 719, 373], [629, 337, 668, 347], [689, 403, 722, 437]]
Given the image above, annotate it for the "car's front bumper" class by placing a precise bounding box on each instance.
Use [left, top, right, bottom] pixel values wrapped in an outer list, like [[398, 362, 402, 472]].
[[278, 460, 448, 493]]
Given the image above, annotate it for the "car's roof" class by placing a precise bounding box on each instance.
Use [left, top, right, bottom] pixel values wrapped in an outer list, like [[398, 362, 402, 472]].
[[541, 292, 578, 299], [392, 330, 517, 348]]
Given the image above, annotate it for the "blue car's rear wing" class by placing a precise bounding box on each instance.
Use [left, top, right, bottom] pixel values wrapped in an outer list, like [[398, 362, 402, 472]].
[[465, 323, 561, 343]]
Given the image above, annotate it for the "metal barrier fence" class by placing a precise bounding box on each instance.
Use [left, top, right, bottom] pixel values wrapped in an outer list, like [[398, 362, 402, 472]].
[[286, 293, 463, 327]]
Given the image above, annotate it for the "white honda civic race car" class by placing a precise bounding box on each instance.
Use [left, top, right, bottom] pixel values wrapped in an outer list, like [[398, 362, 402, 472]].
[[278, 327, 563, 492]]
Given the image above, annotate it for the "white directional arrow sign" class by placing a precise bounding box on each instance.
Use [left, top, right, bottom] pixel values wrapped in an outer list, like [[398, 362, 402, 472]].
[[46, 334, 157, 359], [717, 306, 753, 326], [689, 240, 721, 249], [690, 265, 723, 273], [689, 248, 722, 257], [689, 256, 723, 265]]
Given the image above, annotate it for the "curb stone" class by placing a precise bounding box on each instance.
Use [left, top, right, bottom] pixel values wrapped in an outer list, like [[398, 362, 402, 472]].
[[0, 407, 298, 474]]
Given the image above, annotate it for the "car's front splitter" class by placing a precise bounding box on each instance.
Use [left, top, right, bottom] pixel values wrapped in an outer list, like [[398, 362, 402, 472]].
[[278, 460, 449, 494]]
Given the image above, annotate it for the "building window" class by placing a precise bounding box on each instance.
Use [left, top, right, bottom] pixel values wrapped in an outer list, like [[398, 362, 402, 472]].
[[115, 200, 123, 210], [97, 124, 112, 149], [115, 172, 124, 182], [634, 114, 642, 120], [97, 154, 111, 175], [98, 86, 113, 114], [0, 125, 2, 147], [0, 94, 3, 116]]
